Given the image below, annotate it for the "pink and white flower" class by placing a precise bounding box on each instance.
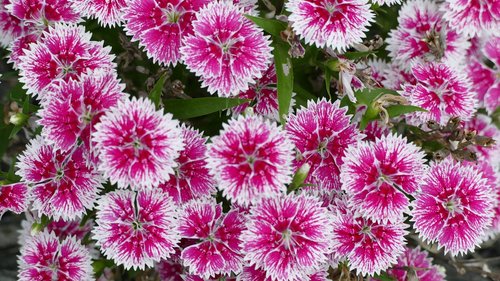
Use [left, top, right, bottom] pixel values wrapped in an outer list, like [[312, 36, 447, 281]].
[[341, 133, 427, 223], [386, 0, 469, 69], [241, 194, 333, 281], [286, 99, 363, 192], [401, 62, 477, 126], [463, 114, 500, 163], [180, 1, 273, 97], [206, 115, 293, 206], [123, 0, 210, 66], [178, 199, 246, 279], [39, 71, 125, 151], [92, 97, 184, 190], [0, 0, 24, 47], [18, 23, 115, 99], [332, 212, 407, 276], [0, 183, 28, 218], [158, 125, 216, 204], [362, 121, 390, 142], [93, 189, 180, 270], [385, 247, 445, 281], [442, 0, 500, 37], [286, 0, 374, 52], [239, 264, 329, 281], [8, 0, 81, 30], [16, 137, 101, 220], [7, 33, 37, 67], [412, 158, 495, 256], [71, 0, 127, 27], [18, 231, 93, 281]]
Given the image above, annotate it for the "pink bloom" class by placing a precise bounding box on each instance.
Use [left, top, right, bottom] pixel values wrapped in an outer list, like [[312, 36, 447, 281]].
[[18, 231, 93, 281], [184, 275, 236, 281], [123, 0, 210, 66], [0, 0, 24, 47], [481, 36, 500, 113], [38, 71, 125, 151], [467, 58, 496, 107], [362, 121, 390, 142], [156, 258, 184, 281], [233, 65, 280, 121], [385, 247, 445, 281], [341, 133, 427, 223], [286, 0, 374, 52], [463, 114, 500, 163], [401, 62, 477, 126], [92, 97, 184, 190], [363, 59, 389, 88], [16, 137, 101, 220], [241, 194, 333, 281], [158, 125, 215, 204], [18, 23, 115, 98], [371, 0, 401, 5], [382, 62, 417, 90], [206, 115, 294, 206], [332, 212, 407, 276], [386, 0, 469, 69], [239, 264, 329, 281], [8, 0, 81, 29], [7, 33, 37, 67], [0, 183, 28, 218], [180, 1, 273, 97], [93, 189, 180, 270], [412, 158, 495, 256], [47, 218, 94, 241], [178, 199, 246, 279], [72, 0, 127, 27], [286, 99, 363, 192], [442, 0, 500, 37]]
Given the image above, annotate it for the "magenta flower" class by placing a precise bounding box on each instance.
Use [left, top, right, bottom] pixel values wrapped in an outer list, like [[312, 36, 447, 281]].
[[7, 33, 37, 67], [362, 121, 390, 142], [180, 1, 273, 97], [206, 115, 294, 206], [412, 158, 495, 256], [382, 62, 417, 91], [286, 0, 374, 52], [93, 97, 184, 190], [332, 212, 407, 276], [371, 0, 401, 5], [241, 194, 333, 281], [18, 231, 93, 281], [0, 183, 28, 218], [341, 133, 427, 223], [240, 264, 329, 281], [156, 258, 184, 281], [39, 71, 125, 151], [286, 99, 363, 192], [16, 136, 101, 220], [401, 62, 477, 126], [386, 0, 469, 69], [0, 0, 24, 47], [442, 0, 500, 37], [123, 0, 210, 66], [93, 189, 180, 270], [463, 114, 500, 162], [72, 0, 127, 27], [18, 23, 115, 98], [233, 65, 280, 121], [385, 247, 445, 281], [8, 0, 81, 29], [178, 199, 246, 279]]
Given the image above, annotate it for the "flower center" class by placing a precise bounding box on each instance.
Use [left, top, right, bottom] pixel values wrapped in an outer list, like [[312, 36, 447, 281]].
[[361, 225, 371, 234], [325, 2, 336, 14], [281, 229, 293, 249], [317, 139, 329, 158], [444, 198, 461, 214], [423, 28, 445, 60], [132, 220, 142, 230]]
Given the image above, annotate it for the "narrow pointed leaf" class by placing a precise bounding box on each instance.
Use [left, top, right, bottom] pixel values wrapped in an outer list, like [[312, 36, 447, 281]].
[[163, 97, 250, 119]]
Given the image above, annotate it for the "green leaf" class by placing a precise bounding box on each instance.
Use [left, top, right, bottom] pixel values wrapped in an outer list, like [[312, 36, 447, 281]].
[[324, 68, 332, 98], [163, 97, 250, 119], [373, 272, 396, 281], [9, 83, 27, 103], [386, 104, 427, 118], [149, 72, 168, 109], [244, 15, 287, 37], [273, 41, 294, 124], [343, 51, 373, 60], [92, 259, 115, 277]]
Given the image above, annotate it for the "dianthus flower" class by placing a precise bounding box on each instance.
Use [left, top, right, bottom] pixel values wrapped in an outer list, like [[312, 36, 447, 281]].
[[93, 189, 180, 270], [332, 212, 407, 276], [233, 65, 280, 121], [0, 183, 28, 218], [386, 0, 469, 69], [178, 199, 245, 279], [286, 0, 373, 52], [442, 0, 500, 37], [286, 99, 363, 192], [93, 97, 184, 190], [180, 1, 273, 97], [241, 194, 333, 281], [341, 133, 427, 223], [18, 231, 93, 281], [239, 264, 329, 281], [158, 125, 215, 204], [463, 114, 500, 163], [71, 0, 127, 27], [401, 62, 477, 126], [0, 0, 24, 47], [18, 23, 115, 98], [362, 121, 390, 142], [156, 258, 183, 281], [371, 0, 401, 5], [363, 59, 389, 88], [39, 71, 125, 151], [16, 136, 101, 220], [184, 275, 236, 281], [385, 247, 445, 281], [7, 33, 37, 67], [206, 115, 293, 205], [123, 0, 210, 66], [8, 0, 81, 29], [382, 62, 417, 90], [412, 158, 495, 256]]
